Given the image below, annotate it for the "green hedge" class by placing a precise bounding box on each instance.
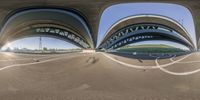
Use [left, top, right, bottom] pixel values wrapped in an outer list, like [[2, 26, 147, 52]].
[[117, 47, 186, 53]]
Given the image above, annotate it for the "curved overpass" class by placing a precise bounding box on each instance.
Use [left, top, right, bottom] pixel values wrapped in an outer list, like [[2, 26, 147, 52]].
[[0, 8, 94, 49], [0, 4, 196, 50], [99, 15, 195, 50]]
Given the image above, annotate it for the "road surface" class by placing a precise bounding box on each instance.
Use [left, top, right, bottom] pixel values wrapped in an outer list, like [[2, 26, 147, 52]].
[[0, 52, 200, 100]]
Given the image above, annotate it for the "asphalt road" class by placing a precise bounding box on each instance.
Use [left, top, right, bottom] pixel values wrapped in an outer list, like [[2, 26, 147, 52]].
[[0, 52, 200, 100]]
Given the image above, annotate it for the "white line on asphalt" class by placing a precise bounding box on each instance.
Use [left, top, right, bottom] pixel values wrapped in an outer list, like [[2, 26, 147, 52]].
[[0, 54, 73, 62], [0, 54, 82, 71], [170, 57, 200, 64], [102, 52, 200, 76], [101, 53, 192, 69], [156, 57, 200, 76], [0, 58, 33, 62]]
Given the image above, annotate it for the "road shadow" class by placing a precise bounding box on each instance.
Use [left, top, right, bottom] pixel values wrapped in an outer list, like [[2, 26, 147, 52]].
[[137, 59, 143, 63], [86, 57, 99, 64]]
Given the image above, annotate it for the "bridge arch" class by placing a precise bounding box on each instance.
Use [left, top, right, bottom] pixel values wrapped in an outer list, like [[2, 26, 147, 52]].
[[0, 7, 94, 49], [99, 15, 195, 50]]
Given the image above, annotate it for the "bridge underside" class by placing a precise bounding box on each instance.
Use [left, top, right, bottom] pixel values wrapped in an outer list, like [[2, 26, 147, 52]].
[[0, 0, 199, 46], [101, 32, 193, 50], [0, 2, 197, 51], [8, 25, 90, 48], [99, 23, 194, 50], [0, 8, 94, 49]]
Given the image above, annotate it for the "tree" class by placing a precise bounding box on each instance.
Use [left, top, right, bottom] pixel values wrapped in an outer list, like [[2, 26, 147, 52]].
[[43, 47, 48, 51]]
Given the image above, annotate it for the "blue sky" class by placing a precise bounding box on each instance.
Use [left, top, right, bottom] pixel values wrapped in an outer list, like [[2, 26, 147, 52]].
[[1, 3, 196, 50]]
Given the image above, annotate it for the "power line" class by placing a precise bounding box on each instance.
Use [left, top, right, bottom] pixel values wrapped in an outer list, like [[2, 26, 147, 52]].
[[39, 36, 42, 50]]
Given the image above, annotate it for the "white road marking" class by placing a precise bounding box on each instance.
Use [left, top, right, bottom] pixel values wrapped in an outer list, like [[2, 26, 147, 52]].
[[0, 53, 77, 62], [0, 57, 49, 62], [101, 52, 192, 69], [75, 84, 90, 90], [170, 57, 200, 64], [0, 54, 82, 71], [1, 53, 64, 57], [103, 52, 200, 76], [156, 57, 200, 76], [0, 58, 33, 62]]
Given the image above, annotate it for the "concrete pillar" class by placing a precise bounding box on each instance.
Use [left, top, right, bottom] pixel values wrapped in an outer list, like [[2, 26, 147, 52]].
[[0, 44, 2, 51]]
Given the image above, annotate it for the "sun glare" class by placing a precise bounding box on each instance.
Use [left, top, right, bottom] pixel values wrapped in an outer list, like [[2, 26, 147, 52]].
[[1, 42, 12, 50]]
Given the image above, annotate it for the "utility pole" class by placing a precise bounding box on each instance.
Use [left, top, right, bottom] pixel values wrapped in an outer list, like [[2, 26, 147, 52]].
[[181, 19, 184, 26], [39, 36, 42, 51], [178, 19, 184, 26]]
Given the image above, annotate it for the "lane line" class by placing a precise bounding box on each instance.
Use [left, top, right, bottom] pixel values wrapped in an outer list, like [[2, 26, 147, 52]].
[[0, 57, 50, 62], [101, 52, 192, 69], [0, 58, 33, 62], [0, 53, 81, 62], [0, 53, 76, 62], [156, 57, 200, 76], [170, 57, 200, 64], [1, 53, 67, 57], [0, 54, 83, 71], [102, 52, 200, 75]]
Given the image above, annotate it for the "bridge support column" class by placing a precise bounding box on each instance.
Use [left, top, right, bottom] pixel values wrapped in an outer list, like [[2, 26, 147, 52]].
[[0, 44, 3, 50]]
